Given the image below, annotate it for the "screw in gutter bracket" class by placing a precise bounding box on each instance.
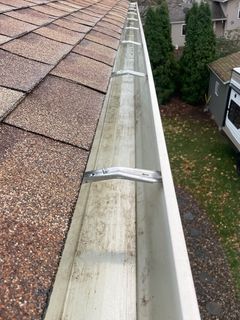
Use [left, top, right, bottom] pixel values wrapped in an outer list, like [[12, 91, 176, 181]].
[[83, 167, 162, 184]]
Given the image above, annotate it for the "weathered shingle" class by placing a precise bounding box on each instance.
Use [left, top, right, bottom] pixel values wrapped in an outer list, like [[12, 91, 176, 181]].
[[73, 38, 116, 66], [0, 14, 36, 37], [2, 32, 72, 65], [86, 30, 120, 49], [53, 17, 91, 32], [0, 123, 88, 319], [5, 7, 54, 25], [0, 49, 52, 91], [34, 23, 84, 45], [0, 0, 34, 8], [51, 52, 112, 92], [0, 35, 11, 45], [0, 0, 128, 318], [0, 87, 25, 120], [6, 75, 105, 149], [31, 4, 67, 17]]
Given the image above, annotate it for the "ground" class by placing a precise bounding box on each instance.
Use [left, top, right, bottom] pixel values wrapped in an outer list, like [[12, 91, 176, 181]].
[[160, 98, 240, 319]]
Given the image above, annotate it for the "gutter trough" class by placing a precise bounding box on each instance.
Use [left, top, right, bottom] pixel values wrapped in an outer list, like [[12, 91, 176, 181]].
[[45, 3, 201, 319]]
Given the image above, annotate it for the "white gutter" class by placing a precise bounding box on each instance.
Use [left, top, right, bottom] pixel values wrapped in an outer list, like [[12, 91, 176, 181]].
[[44, 3, 201, 320], [135, 4, 201, 320]]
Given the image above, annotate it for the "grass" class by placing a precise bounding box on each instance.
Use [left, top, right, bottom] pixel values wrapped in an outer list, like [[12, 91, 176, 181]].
[[161, 105, 240, 297]]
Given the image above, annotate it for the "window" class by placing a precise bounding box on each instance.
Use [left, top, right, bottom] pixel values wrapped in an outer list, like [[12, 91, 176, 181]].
[[215, 81, 220, 96], [228, 100, 240, 129], [238, 9, 240, 19], [181, 24, 186, 36]]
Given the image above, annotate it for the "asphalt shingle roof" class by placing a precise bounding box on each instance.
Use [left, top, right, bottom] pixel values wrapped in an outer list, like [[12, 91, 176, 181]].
[[168, 0, 226, 23], [209, 51, 240, 83], [0, 0, 128, 318]]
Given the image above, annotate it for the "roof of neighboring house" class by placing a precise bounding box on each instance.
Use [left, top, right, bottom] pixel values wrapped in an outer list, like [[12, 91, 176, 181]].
[[208, 51, 240, 82], [168, 0, 226, 23], [168, 0, 191, 23], [0, 0, 128, 318]]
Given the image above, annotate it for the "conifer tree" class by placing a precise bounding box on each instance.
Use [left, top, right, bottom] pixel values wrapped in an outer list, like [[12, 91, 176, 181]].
[[144, 1, 177, 104], [144, 7, 162, 70], [180, 3, 216, 104]]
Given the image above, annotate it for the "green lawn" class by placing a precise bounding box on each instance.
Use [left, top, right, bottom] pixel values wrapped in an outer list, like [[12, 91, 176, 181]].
[[161, 104, 240, 296]]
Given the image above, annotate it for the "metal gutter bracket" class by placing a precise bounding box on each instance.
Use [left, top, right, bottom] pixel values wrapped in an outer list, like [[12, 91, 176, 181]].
[[111, 70, 146, 78], [121, 40, 141, 46], [125, 27, 139, 30], [83, 167, 162, 184]]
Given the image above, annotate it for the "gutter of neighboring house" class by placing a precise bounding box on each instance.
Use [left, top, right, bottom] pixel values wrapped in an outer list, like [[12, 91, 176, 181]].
[[171, 17, 226, 24], [44, 2, 201, 320]]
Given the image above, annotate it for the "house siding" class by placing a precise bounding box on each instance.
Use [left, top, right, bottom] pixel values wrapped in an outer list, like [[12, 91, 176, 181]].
[[171, 23, 185, 47], [208, 72, 230, 127], [222, 0, 240, 31]]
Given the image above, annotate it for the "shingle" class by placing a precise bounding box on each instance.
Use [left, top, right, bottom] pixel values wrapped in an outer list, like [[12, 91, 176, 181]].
[[34, 23, 84, 45], [85, 30, 119, 49], [0, 49, 52, 91], [97, 20, 122, 33], [73, 39, 116, 66], [0, 0, 33, 8], [83, 7, 107, 15], [81, 9, 102, 18], [102, 17, 124, 28], [90, 4, 110, 13], [0, 3, 15, 12], [6, 76, 104, 149], [75, 0, 94, 6], [48, 1, 77, 13], [29, 0, 52, 3], [51, 52, 112, 93], [111, 9, 127, 18], [53, 18, 91, 33], [0, 14, 36, 37], [5, 7, 54, 25], [64, 14, 95, 26], [0, 35, 12, 45], [93, 25, 121, 39], [0, 87, 24, 120], [2, 33, 72, 65], [106, 13, 126, 23], [58, 0, 82, 10], [31, 4, 67, 17], [0, 123, 88, 320], [72, 11, 100, 23]]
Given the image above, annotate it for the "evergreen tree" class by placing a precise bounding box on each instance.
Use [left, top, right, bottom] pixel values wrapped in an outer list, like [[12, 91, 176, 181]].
[[144, 1, 177, 104], [180, 3, 216, 104]]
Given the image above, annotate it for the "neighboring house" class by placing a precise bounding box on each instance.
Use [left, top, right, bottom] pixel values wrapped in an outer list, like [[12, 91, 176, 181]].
[[208, 51, 240, 126], [168, 0, 240, 47]]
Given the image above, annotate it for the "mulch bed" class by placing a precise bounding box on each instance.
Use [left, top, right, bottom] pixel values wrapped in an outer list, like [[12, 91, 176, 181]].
[[176, 188, 239, 320]]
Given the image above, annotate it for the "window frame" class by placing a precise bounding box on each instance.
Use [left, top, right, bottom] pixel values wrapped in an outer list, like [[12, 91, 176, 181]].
[[181, 24, 186, 36], [228, 99, 240, 129]]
